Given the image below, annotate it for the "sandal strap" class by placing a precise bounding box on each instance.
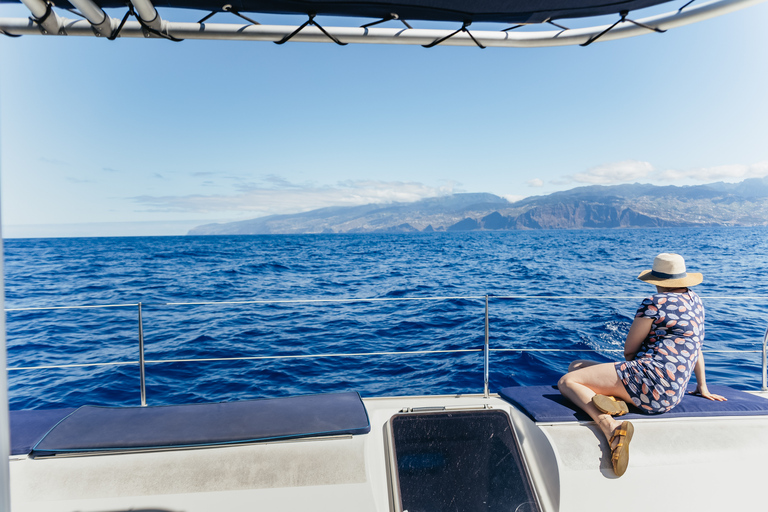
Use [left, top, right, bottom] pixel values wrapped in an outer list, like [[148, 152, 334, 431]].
[[610, 428, 628, 443]]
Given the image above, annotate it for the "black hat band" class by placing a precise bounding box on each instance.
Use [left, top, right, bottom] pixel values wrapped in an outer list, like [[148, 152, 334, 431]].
[[650, 270, 688, 279]]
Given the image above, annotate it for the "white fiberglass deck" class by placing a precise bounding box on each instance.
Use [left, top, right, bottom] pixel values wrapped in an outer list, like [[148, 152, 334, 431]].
[[9, 392, 768, 512]]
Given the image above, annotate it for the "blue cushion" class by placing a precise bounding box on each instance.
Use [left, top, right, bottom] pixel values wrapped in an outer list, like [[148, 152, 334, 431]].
[[32, 392, 370, 456], [499, 385, 768, 423], [9, 408, 77, 455]]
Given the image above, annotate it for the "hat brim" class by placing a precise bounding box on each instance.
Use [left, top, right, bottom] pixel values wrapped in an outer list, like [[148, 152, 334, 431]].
[[637, 269, 703, 287]]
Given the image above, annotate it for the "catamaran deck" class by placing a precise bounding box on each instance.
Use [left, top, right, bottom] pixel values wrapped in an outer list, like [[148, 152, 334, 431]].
[[10, 390, 768, 512]]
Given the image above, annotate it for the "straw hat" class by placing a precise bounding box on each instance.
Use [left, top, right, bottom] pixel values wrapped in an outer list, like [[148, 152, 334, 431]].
[[637, 253, 703, 287]]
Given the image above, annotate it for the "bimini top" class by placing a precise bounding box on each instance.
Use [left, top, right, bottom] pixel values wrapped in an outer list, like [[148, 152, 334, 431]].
[[14, 0, 673, 23], [1, 0, 765, 47]]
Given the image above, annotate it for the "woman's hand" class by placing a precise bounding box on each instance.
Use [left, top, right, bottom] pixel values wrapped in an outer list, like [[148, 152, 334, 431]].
[[690, 350, 727, 401], [689, 383, 727, 401]]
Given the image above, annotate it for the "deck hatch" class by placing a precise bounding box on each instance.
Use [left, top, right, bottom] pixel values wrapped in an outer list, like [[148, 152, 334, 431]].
[[390, 410, 539, 512]]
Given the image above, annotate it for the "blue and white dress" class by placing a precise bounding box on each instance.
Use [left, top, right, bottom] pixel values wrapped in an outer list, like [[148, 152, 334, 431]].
[[614, 291, 705, 414]]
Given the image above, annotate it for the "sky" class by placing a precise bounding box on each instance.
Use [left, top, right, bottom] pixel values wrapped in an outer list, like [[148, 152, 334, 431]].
[[1, 1, 767, 237]]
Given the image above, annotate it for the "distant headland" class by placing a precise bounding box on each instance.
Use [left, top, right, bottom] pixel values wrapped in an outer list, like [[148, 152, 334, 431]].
[[188, 178, 768, 235]]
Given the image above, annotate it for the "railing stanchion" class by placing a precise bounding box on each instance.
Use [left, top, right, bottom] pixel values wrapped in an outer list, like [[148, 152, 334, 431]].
[[762, 327, 768, 392], [138, 302, 147, 406], [484, 295, 490, 398]]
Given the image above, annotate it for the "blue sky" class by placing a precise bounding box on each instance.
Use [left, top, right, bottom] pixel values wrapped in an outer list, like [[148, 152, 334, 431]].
[[1, 1, 767, 237]]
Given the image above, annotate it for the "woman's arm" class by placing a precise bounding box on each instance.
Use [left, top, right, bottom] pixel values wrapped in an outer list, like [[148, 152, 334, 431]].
[[691, 349, 727, 401], [624, 317, 654, 361]]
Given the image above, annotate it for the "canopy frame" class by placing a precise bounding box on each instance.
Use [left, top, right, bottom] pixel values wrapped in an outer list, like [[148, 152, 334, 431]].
[[0, 0, 765, 46]]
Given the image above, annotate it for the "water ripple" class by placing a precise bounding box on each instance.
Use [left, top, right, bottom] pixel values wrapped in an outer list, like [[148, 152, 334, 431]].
[[5, 228, 768, 409]]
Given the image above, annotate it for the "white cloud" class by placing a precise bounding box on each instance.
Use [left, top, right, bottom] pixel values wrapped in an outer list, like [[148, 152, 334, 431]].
[[502, 194, 526, 203], [261, 174, 303, 188], [527, 178, 544, 187], [657, 161, 768, 182], [39, 157, 69, 166], [564, 160, 768, 187], [132, 179, 458, 215], [571, 160, 654, 185]]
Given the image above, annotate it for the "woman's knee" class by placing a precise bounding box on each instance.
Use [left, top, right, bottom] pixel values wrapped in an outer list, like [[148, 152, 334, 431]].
[[557, 372, 573, 392]]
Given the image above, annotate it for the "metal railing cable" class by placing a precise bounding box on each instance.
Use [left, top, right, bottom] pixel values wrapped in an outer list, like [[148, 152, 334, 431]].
[[5, 295, 768, 403], [4, 295, 486, 311], [5, 349, 482, 370], [491, 295, 768, 300], [5, 303, 139, 311], [6, 293, 767, 311], [8, 361, 140, 370], [141, 349, 482, 365], [489, 348, 762, 352]]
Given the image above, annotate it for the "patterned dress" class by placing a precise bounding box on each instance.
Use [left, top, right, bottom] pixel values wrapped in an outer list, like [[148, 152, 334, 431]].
[[614, 290, 705, 414]]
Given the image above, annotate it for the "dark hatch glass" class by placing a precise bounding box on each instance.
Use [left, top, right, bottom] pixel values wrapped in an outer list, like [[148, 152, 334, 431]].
[[391, 410, 539, 512]]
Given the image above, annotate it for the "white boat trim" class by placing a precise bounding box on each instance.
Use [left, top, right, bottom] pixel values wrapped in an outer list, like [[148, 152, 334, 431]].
[[9, 393, 768, 511]]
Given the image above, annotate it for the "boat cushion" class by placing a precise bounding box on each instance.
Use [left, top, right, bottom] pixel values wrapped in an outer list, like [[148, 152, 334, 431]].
[[499, 384, 768, 423], [9, 408, 77, 456], [28, 392, 370, 456]]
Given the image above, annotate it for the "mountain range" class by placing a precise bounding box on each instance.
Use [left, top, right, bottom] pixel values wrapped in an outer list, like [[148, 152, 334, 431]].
[[187, 178, 768, 235]]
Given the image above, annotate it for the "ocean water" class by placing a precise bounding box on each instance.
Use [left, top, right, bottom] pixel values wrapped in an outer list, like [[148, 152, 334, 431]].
[[4, 228, 768, 410]]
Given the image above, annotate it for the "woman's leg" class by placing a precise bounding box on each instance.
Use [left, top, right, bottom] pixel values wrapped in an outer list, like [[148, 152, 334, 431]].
[[557, 363, 634, 445], [567, 359, 601, 372]]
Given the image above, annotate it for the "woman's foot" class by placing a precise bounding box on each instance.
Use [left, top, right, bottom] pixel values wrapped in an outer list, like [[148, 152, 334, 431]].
[[610, 421, 634, 477]]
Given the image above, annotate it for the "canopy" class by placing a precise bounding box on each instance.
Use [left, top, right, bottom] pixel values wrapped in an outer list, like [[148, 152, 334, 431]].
[[16, 0, 674, 23], [0, 1, 766, 54]]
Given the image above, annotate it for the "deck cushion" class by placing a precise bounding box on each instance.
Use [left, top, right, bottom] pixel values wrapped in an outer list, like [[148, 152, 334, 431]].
[[31, 392, 370, 456], [499, 385, 768, 423], [9, 408, 77, 455]]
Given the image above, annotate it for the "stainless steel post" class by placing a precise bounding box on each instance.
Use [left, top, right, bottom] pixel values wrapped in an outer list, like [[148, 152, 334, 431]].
[[762, 326, 767, 392], [484, 295, 490, 399], [138, 302, 146, 406], [0, 222, 11, 511]]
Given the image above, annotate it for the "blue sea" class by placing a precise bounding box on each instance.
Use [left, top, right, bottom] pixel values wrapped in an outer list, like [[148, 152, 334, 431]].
[[4, 228, 768, 410]]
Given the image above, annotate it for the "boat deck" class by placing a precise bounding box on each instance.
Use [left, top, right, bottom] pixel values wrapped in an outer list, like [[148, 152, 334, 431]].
[[10, 392, 768, 511]]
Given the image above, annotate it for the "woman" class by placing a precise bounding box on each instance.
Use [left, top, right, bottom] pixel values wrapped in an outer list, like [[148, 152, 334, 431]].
[[557, 253, 726, 477]]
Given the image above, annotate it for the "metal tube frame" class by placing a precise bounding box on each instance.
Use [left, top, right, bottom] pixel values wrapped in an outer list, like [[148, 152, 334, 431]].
[[762, 326, 768, 391], [67, 0, 112, 36], [18, 0, 62, 34], [67, 0, 106, 25], [138, 303, 146, 406], [484, 295, 490, 399], [1, 0, 765, 46], [130, 0, 160, 29]]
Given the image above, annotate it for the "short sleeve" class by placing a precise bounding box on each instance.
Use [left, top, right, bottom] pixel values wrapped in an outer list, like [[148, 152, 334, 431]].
[[635, 296, 659, 319]]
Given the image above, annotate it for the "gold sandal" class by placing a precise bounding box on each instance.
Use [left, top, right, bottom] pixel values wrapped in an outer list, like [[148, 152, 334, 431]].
[[593, 394, 629, 416], [610, 420, 634, 477]]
